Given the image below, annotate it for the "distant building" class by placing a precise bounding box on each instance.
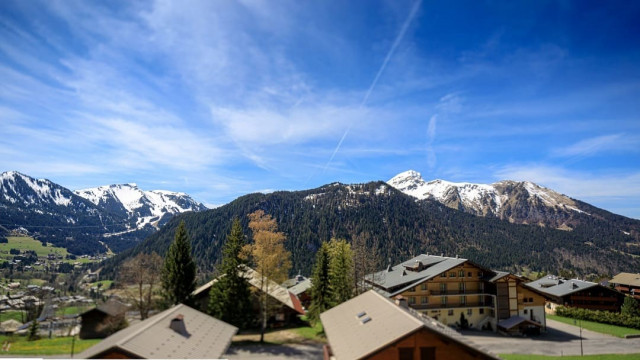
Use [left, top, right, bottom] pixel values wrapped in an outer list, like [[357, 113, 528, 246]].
[[321, 290, 499, 360], [192, 266, 304, 327], [79, 298, 129, 339], [366, 254, 547, 334], [609, 272, 640, 302], [525, 276, 625, 313], [78, 304, 237, 359], [284, 275, 312, 309]]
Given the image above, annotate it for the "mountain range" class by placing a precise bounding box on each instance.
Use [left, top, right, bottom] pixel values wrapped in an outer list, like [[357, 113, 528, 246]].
[[104, 178, 640, 279], [0, 171, 206, 254]]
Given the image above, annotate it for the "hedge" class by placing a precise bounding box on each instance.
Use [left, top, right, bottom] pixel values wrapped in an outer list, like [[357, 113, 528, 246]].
[[555, 306, 640, 330]]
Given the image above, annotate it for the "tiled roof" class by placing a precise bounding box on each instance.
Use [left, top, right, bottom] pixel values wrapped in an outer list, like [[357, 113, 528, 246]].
[[525, 276, 598, 298]]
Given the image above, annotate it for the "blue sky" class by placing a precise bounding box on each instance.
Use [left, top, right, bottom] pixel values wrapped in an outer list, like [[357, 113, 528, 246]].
[[1, 0, 639, 218]]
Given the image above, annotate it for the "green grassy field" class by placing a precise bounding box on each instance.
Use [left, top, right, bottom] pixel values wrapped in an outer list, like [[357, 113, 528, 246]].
[[290, 319, 325, 343], [0, 310, 26, 323], [56, 304, 94, 317], [547, 314, 640, 338], [0, 335, 100, 356], [0, 236, 68, 257], [500, 354, 640, 360]]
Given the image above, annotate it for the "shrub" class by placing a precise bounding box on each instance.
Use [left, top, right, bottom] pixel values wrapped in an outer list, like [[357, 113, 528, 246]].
[[556, 305, 640, 329]]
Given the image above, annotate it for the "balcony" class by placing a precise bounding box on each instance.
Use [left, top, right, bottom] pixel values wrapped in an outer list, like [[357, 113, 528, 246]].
[[410, 301, 494, 310], [426, 290, 490, 296]]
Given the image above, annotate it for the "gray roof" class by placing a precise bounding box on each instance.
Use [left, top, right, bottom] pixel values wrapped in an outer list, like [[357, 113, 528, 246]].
[[610, 272, 640, 287], [288, 278, 312, 296], [78, 304, 237, 359], [498, 316, 542, 330], [525, 276, 598, 298], [487, 271, 510, 283], [367, 254, 468, 295], [320, 290, 498, 360], [192, 266, 304, 314]]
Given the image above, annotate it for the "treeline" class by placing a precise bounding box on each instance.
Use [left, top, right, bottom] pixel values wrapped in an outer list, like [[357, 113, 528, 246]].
[[101, 181, 640, 279]]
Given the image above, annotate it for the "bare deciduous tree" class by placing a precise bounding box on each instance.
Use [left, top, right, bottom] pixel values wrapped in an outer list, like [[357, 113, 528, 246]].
[[119, 252, 162, 320]]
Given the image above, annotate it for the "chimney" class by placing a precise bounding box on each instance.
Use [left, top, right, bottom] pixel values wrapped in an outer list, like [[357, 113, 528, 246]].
[[170, 314, 190, 337], [395, 295, 408, 309]]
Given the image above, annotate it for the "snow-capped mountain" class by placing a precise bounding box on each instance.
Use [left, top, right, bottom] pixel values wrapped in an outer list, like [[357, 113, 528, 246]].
[[75, 184, 207, 230], [0, 171, 207, 254], [387, 170, 591, 229]]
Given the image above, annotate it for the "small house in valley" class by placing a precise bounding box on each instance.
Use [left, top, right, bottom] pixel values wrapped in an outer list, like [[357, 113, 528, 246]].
[[79, 298, 129, 339], [609, 272, 640, 302]]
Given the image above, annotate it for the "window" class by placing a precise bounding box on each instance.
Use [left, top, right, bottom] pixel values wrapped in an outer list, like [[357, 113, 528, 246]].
[[421, 296, 428, 304], [441, 296, 447, 305], [459, 282, 465, 292], [460, 296, 466, 305], [399, 348, 414, 360], [449, 272, 456, 277], [448, 309, 454, 316], [440, 283, 446, 292], [409, 287, 416, 293], [467, 308, 472, 316], [529, 297, 533, 303], [441, 272, 447, 278], [478, 271, 483, 277], [420, 347, 436, 360], [459, 270, 465, 277], [479, 308, 484, 314], [523, 297, 529, 303], [468, 272, 472, 277], [524, 309, 528, 314], [420, 283, 427, 291], [409, 296, 416, 305]]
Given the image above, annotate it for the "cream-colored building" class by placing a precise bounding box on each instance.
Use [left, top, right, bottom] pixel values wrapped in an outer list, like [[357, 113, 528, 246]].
[[367, 254, 546, 334]]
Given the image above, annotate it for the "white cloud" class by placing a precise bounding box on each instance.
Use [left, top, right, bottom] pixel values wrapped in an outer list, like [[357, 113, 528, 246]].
[[552, 134, 638, 157]]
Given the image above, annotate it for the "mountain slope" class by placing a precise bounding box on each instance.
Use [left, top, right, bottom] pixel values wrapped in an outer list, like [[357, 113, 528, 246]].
[[103, 181, 640, 280], [388, 170, 640, 237], [75, 184, 207, 230], [0, 171, 206, 254]]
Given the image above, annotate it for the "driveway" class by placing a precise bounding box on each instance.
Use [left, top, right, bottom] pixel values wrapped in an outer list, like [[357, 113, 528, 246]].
[[461, 319, 640, 356], [224, 343, 323, 360]]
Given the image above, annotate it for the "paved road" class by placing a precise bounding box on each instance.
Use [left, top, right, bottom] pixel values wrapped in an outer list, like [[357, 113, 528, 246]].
[[462, 319, 640, 356], [224, 343, 324, 360]]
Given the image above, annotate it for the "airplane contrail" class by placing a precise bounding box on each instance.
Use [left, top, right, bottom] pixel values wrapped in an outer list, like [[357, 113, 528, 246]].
[[321, 0, 422, 174]]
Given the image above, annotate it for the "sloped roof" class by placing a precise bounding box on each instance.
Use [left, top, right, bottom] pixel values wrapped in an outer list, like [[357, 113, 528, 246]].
[[192, 266, 304, 314], [498, 316, 542, 330], [525, 276, 598, 298], [367, 254, 474, 296], [0, 319, 23, 332], [610, 272, 640, 288], [288, 278, 312, 296], [78, 304, 237, 359], [320, 290, 498, 360]]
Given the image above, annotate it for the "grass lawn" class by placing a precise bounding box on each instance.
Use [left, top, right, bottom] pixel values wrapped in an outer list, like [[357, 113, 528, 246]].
[[0, 310, 26, 323], [0, 236, 69, 258], [547, 314, 640, 338], [56, 304, 93, 317], [290, 320, 325, 343], [90, 280, 114, 289], [500, 354, 640, 360], [0, 335, 100, 356]]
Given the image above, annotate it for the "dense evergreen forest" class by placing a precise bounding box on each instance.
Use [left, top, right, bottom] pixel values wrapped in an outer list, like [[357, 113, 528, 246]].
[[101, 182, 640, 279]]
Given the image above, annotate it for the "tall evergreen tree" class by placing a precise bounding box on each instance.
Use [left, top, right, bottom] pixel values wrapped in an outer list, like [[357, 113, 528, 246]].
[[162, 221, 196, 305], [327, 238, 354, 306], [208, 219, 253, 328], [308, 241, 331, 324]]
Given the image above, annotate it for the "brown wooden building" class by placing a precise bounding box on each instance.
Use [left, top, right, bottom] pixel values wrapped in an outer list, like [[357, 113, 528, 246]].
[[79, 298, 129, 339], [321, 290, 499, 360], [525, 276, 625, 313], [610, 272, 640, 302]]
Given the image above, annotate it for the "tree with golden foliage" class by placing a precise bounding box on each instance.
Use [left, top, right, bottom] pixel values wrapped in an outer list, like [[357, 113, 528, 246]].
[[245, 210, 291, 343]]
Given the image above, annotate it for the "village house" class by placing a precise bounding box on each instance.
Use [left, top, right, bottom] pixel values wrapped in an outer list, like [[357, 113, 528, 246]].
[[525, 276, 626, 313], [78, 303, 237, 359], [609, 272, 640, 302], [283, 274, 313, 309], [321, 290, 499, 360], [79, 298, 129, 339], [365, 254, 547, 334], [192, 266, 305, 327]]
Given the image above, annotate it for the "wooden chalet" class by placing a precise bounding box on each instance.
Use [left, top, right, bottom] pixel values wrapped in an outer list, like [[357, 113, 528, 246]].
[[79, 298, 129, 339], [525, 276, 625, 313]]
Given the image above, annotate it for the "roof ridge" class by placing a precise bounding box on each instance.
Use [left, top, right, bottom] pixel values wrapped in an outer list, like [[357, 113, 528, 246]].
[[117, 303, 186, 348]]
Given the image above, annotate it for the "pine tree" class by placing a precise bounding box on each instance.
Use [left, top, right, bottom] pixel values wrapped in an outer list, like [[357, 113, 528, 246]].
[[308, 241, 331, 324], [327, 238, 354, 306], [208, 219, 253, 328], [162, 221, 196, 305]]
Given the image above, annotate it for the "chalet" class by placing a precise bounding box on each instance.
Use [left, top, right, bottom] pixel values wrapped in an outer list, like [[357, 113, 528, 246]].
[[525, 276, 625, 313], [609, 272, 640, 302], [365, 254, 547, 334], [192, 266, 305, 326], [79, 298, 129, 339], [78, 304, 237, 359], [284, 276, 313, 309], [321, 290, 499, 360]]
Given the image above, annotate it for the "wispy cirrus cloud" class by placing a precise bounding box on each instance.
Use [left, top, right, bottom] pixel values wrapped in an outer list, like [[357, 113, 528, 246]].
[[552, 134, 639, 158]]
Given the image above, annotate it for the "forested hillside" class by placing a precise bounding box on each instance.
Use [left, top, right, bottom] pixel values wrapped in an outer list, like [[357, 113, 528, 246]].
[[102, 182, 640, 279]]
